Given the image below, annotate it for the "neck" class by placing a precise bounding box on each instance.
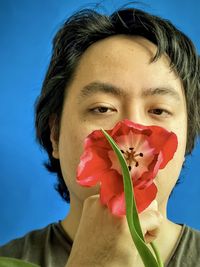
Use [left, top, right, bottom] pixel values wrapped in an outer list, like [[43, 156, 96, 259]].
[[61, 194, 83, 241]]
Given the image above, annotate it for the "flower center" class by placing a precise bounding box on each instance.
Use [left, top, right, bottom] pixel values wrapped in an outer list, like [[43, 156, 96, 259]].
[[121, 147, 143, 171]]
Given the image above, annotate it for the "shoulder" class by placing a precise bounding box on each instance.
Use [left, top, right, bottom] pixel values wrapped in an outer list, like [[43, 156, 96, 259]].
[[167, 225, 200, 267], [180, 225, 200, 250], [0, 223, 56, 255], [0, 222, 72, 267]]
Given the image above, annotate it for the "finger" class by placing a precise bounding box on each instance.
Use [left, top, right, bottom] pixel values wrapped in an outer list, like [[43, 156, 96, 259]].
[[139, 209, 163, 243]]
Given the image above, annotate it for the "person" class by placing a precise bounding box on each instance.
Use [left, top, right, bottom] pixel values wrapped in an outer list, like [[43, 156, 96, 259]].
[[0, 6, 200, 267]]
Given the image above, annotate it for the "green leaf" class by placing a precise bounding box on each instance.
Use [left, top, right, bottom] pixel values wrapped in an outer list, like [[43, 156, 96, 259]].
[[101, 129, 162, 267], [0, 257, 40, 267]]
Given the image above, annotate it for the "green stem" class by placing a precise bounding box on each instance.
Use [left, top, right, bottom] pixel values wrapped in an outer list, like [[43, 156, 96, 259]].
[[150, 242, 164, 267]]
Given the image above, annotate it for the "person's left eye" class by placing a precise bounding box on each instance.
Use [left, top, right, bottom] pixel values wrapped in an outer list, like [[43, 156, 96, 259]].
[[148, 108, 171, 117]]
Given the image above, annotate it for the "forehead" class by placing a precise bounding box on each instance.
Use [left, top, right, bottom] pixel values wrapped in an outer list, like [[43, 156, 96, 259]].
[[78, 35, 167, 70], [68, 35, 184, 101]]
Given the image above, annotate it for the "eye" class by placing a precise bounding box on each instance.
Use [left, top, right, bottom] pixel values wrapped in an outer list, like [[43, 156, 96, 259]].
[[149, 108, 171, 117], [90, 106, 116, 114]]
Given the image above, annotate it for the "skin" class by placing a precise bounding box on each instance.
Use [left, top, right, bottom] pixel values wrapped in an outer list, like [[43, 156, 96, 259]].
[[50, 35, 187, 266]]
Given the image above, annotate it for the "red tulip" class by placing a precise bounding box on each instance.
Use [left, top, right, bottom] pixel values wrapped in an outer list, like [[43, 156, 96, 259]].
[[77, 120, 178, 216]]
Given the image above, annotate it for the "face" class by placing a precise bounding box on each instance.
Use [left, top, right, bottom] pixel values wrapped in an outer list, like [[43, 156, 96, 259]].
[[51, 35, 187, 212]]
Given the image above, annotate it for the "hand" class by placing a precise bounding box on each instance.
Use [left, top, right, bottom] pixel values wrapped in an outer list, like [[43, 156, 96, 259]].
[[65, 196, 163, 267]]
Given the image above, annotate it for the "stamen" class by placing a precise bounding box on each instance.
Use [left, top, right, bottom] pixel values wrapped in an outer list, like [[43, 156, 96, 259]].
[[121, 147, 143, 169]]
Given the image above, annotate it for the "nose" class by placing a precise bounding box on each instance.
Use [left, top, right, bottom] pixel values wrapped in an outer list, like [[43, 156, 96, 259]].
[[121, 101, 148, 126]]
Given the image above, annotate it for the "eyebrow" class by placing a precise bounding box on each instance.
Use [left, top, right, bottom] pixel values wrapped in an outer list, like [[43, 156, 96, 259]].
[[78, 82, 125, 101], [78, 81, 181, 102], [142, 87, 181, 101]]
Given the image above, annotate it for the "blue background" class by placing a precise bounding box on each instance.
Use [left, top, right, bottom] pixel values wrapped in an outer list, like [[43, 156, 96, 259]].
[[0, 0, 200, 245]]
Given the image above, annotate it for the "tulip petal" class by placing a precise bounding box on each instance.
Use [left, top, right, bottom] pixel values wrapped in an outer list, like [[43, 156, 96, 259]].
[[135, 183, 158, 213], [100, 170, 124, 205], [108, 192, 126, 217], [77, 147, 111, 186]]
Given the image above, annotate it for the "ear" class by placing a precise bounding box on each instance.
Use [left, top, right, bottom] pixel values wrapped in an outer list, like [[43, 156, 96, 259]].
[[49, 115, 60, 159]]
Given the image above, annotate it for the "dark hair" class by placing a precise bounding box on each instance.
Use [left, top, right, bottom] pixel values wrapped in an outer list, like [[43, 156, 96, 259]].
[[35, 7, 200, 202]]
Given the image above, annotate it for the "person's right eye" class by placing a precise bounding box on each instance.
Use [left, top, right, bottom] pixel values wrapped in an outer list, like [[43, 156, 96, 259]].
[[89, 106, 116, 114]]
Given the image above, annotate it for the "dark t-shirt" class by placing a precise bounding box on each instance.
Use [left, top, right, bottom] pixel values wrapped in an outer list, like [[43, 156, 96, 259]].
[[0, 222, 200, 267]]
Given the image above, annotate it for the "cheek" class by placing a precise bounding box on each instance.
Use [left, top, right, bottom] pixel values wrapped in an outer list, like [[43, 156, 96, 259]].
[[59, 129, 85, 180], [58, 122, 100, 201], [156, 126, 187, 202], [57, 114, 96, 183]]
